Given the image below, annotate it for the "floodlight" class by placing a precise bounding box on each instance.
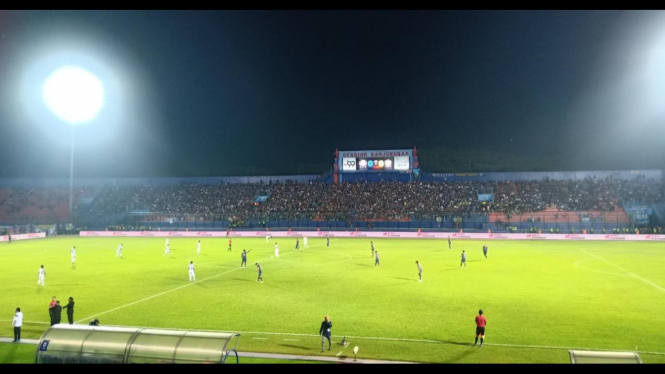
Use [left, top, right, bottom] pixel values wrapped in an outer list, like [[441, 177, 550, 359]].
[[42, 66, 104, 125], [41, 66, 105, 221]]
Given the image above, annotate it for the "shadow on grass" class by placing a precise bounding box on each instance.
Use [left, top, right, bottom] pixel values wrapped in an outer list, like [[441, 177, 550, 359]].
[[432, 340, 475, 347], [380, 282, 411, 287], [229, 278, 257, 282], [355, 263, 372, 267], [442, 344, 478, 363], [165, 278, 195, 283], [391, 277, 416, 281], [279, 343, 319, 351]]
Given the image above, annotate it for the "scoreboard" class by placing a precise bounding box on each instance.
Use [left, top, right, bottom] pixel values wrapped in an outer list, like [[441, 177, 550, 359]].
[[338, 149, 414, 173]]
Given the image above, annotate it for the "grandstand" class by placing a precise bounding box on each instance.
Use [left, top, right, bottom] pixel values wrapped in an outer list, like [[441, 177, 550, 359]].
[[1, 153, 663, 235]]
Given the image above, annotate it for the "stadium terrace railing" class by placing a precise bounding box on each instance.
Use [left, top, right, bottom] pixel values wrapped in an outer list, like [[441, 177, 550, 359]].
[[45, 210, 644, 233]]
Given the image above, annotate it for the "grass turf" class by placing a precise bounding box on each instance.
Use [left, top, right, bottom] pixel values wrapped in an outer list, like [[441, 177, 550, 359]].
[[1, 236, 664, 363]]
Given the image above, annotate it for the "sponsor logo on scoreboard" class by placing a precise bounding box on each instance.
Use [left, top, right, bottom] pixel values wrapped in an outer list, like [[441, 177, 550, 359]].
[[342, 157, 357, 171], [394, 156, 410, 170]]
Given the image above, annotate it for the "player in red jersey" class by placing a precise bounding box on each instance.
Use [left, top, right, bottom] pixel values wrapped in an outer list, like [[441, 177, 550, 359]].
[[474, 309, 487, 347]]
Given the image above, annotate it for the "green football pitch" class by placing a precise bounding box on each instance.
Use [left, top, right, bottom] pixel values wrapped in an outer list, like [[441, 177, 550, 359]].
[[1, 236, 664, 363]]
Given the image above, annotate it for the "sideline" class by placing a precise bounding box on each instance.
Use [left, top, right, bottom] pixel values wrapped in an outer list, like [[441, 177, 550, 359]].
[[0, 337, 414, 364]]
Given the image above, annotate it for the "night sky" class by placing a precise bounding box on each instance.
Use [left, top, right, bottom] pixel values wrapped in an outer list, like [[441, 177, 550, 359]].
[[1, 10, 664, 178]]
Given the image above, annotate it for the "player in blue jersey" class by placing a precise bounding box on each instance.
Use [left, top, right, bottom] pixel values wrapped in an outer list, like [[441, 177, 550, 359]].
[[241, 249, 252, 268], [448, 237, 452, 250], [482, 245, 488, 260], [371, 241, 375, 257], [255, 263, 263, 283]]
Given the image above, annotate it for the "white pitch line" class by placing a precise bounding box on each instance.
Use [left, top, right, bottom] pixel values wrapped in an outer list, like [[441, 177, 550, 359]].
[[74, 266, 243, 323], [0, 320, 49, 325], [580, 248, 665, 293], [47, 322, 665, 357], [75, 241, 330, 323], [283, 338, 300, 341], [336, 351, 343, 356], [63, 241, 665, 358], [573, 259, 628, 276]]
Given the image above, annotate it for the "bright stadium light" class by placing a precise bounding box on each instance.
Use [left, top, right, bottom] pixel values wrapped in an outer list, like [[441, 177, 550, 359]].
[[42, 66, 104, 125], [42, 66, 105, 221]]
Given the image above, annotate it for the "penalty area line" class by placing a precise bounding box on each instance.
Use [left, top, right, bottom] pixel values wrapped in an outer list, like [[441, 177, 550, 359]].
[[579, 248, 665, 293]]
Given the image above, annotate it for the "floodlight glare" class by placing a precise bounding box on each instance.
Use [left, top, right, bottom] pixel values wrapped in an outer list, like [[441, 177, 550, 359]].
[[42, 66, 104, 124]]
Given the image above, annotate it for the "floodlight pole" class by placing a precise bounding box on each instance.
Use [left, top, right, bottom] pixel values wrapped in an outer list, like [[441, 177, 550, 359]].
[[69, 125, 75, 223]]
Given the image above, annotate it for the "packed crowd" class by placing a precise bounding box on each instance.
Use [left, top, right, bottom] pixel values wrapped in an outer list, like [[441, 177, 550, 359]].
[[88, 184, 269, 215], [3, 179, 665, 222], [612, 179, 665, 205], [489, 179, 619, 213], [81, 178, 665, 218]]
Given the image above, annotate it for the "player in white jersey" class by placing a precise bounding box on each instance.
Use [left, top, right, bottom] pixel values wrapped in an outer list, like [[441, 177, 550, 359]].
[[304, 236, 308, 248], [164, 243, 171, 256], [196, 240, 201, 255], [70, 247, 76, 268], [188, 261, 196, 282], [266, 234, 272, 242], [274, 243, 279, 258], [116, 244, 123, 258], [166, 237, 169, 246], [37, 265, 46, 286]]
